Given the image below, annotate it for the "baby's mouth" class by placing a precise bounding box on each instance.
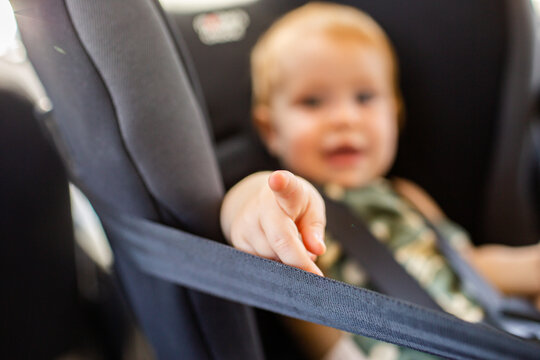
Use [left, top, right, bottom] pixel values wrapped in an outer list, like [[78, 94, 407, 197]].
[[324, 145, 366, 167]]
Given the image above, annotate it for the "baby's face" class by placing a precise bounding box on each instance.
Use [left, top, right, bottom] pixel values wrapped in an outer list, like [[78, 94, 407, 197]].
[[262, 37, 399, 188]]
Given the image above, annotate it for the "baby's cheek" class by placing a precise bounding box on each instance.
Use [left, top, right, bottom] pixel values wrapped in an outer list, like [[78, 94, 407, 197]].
[[377, 116, 398, 154]]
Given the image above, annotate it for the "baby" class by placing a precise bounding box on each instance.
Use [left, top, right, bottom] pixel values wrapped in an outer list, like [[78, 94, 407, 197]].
[[220, 2, 540, 358]]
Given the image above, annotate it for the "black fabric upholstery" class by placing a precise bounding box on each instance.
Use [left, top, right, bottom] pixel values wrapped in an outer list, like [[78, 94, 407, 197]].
[[14, 0, 263, 358], [170, 0, 539, 245], [0, 90, 79, 358]]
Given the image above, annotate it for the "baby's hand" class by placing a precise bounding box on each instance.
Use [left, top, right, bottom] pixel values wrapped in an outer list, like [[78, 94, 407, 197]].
[[221, 170, 326, 276]]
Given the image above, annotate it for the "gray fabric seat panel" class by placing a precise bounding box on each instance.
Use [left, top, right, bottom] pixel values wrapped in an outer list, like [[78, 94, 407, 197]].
[[66, 0, 224, 236]]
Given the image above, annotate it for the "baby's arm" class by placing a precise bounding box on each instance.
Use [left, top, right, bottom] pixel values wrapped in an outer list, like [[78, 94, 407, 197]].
[[468, 243, 540, 297], [220, 170, 326, 276]]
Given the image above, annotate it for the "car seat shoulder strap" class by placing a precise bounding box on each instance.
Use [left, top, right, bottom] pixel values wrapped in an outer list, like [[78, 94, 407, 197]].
[[323, 197, 442, 311]]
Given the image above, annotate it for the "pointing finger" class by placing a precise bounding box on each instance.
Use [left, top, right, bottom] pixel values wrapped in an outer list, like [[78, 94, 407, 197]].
[[297, 191, 326, 256], [268, 170, 307, 220], [270, 171, 326, 255], [260, 205, 323, 276]]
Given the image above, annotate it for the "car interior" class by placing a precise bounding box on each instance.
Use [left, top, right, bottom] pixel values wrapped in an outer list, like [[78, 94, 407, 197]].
[[3, 0, 540, 358]]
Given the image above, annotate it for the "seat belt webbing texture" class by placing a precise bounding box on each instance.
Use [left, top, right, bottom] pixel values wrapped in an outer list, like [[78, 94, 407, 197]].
[[101, 210, 540, 360]]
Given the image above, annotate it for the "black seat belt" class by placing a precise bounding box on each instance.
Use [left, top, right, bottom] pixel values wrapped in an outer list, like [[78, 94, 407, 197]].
[[100, 208, 540, 360], [324, 199, 442, 311]]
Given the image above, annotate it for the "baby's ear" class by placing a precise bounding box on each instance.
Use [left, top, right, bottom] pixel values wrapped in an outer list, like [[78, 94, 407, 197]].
[[253, 105, 279, 155]]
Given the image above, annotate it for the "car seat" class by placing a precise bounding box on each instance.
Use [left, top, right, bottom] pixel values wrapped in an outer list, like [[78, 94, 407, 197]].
[[12, 0, 540, 359]]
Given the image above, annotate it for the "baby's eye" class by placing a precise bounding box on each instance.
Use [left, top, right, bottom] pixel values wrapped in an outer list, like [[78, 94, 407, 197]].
[[356, 92, 375, 104], [299, 96, 323, 108]]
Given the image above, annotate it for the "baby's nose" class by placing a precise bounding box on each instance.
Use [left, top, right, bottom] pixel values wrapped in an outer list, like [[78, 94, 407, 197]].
[[330, 100, 361, 127]]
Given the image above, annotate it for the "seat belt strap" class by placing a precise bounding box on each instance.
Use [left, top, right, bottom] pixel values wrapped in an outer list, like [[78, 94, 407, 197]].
[[100, 210, 540, 360], [428, 223, 540, 339], [324, 199, 442, 311]]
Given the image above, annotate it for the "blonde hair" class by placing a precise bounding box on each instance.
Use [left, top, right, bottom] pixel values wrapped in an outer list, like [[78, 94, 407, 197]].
[[251, 2, 403, 121]]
